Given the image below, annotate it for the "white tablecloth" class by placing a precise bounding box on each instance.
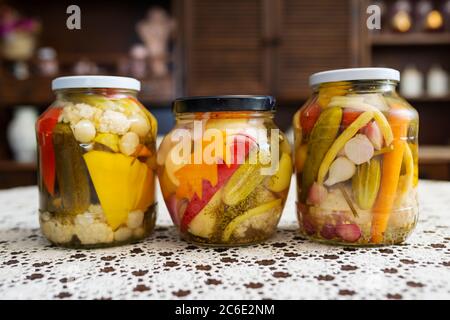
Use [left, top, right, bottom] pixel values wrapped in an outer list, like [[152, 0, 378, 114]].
[[0, 180, 449, 300]]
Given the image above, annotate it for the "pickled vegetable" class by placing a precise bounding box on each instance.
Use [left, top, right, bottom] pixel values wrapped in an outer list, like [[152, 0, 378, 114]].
[[36, 107, 62, 195], [158, 97, 290, 246], [317, 111, 373, 185], [301, 107, 342, 202], [53, 123, 90, 215], [94, 133, 120, 152], [294, 69, 419, 246], [84, 151, 153, 230], [352, 158, 381, 210], [266, 152, 293, 192], [222, 199, 282, 242], [371, 103, 409, 244], [222, 155, 266, 206], [37, 80, 157, 248]]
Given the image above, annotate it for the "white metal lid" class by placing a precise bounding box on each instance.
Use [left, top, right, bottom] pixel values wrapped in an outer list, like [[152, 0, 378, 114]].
[[52, 76, 141, 91], [309, 68, 400, 87]]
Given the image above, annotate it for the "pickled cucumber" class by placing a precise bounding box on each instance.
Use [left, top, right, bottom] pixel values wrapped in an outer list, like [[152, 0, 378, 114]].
[[352, 158, 381, 210], [300, 107, 342, 202], [222, 199, 282, 242], [266, 152, 293, 192], [52, 123, 91, 214], [222, 160, 266, 206]]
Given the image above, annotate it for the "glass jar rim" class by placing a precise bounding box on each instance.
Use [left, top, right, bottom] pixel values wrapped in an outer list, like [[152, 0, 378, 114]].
[[173, 95, 276, 113], [52, 76, 141, 92], [309, 68, 400, 87]]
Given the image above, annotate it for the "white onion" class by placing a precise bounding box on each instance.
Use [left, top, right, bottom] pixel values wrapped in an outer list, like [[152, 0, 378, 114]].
[[73, 119, 96, 143], [119, 132, 139, 156]]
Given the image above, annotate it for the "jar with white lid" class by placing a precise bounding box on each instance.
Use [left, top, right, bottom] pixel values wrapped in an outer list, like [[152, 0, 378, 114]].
[[293, 68, 419, 245], [36, 76, 158, 248]]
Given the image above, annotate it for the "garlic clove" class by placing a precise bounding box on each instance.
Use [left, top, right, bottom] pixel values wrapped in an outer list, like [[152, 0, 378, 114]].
[[363, 121, 383, 150], [324, 156, 356, 186], [344, 134, 374, 165]]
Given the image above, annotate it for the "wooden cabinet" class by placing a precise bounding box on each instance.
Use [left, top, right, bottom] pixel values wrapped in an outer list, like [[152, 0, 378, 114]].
[[179, 0, 360, 99], [180, 0, 272, 95], [274, 0, 359, 100]]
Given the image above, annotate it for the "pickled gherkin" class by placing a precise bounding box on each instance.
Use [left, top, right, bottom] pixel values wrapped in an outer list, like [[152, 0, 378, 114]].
[[52, 123, 91, 215], [352, 158, 381, 210], [222, 159, 266, 206], [301, 107, 342, 202]]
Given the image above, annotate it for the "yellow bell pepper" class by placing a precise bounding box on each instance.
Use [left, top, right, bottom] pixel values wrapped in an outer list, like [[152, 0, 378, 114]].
[[83, 151, 154, 230], [94, 133, 119, 152]]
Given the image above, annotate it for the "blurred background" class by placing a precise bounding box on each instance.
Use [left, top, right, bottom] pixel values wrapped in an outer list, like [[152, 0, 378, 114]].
[[0, 0, 449, 188]]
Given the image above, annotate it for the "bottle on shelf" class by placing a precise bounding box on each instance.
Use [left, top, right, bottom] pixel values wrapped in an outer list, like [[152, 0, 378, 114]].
[[7, 106, 38, 163], [442, 0, 450, 32], [37, 47, 59, 77], [391, 0, 413, 33], [400, 65, 424, 98], [415, 0, 433, 31], [427, 65, 449, 98]]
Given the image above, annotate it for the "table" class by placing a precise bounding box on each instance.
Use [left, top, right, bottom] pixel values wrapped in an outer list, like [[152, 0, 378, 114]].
[[0, 180, 449, 300]]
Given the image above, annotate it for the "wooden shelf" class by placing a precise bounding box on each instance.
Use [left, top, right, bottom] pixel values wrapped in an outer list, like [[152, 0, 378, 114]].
[[406, 95, 450, 103], [420, 145, 450, 164], [0, 161, 36, 172], [370, 33, 450, 46], [0, 76, 173, 108]]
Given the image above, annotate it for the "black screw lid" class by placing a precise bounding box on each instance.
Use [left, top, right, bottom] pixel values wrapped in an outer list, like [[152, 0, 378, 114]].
[[173, 95, 276, 113]]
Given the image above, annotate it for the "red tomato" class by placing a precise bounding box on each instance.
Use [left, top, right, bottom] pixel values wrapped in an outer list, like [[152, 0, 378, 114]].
[[300, 103, 321, 135]]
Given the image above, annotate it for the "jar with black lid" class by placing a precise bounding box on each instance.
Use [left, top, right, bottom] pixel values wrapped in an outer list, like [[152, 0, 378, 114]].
[[157, 96, 293, 246]]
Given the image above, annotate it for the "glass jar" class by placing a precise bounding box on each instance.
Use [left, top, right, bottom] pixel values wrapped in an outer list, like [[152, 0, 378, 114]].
[[36, 76, 158, 248], [293, 68, 419, 246], [158, 96, 292, 246]]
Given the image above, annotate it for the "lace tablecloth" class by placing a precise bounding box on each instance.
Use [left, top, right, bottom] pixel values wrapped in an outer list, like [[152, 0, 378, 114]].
[[0, 180, 449, 300]]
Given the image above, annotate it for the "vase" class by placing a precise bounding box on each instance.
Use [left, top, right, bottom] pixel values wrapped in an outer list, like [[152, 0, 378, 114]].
[[7, 106, 38, 163]]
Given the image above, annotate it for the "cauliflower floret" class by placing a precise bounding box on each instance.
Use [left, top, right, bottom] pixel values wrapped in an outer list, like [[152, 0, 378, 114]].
[[319, 188, 351, 211], [40, 213, 75, 244], [233, 207, 280, 239], [114, 227, 133, 242], [88, 204, 105, 217], [127, 210, 144, 229], [60, 103, 81, 125], [74, 213, 114, 245], [75, 103, 97, 121], [98, 110, 131, 135], [59, 102, 103, 127]]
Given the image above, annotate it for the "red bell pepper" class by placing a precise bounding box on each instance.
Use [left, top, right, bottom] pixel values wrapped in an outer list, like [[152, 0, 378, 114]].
[[180, 135, 253, 232], [36, 107, 62, 195], [341, 108, 362, 130], [300, 103, 321, 135]]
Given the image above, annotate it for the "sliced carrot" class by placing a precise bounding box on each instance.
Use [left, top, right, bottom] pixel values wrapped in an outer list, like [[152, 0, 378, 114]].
[[370, 103, 409, 244], [134, 144, 152, 158]]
